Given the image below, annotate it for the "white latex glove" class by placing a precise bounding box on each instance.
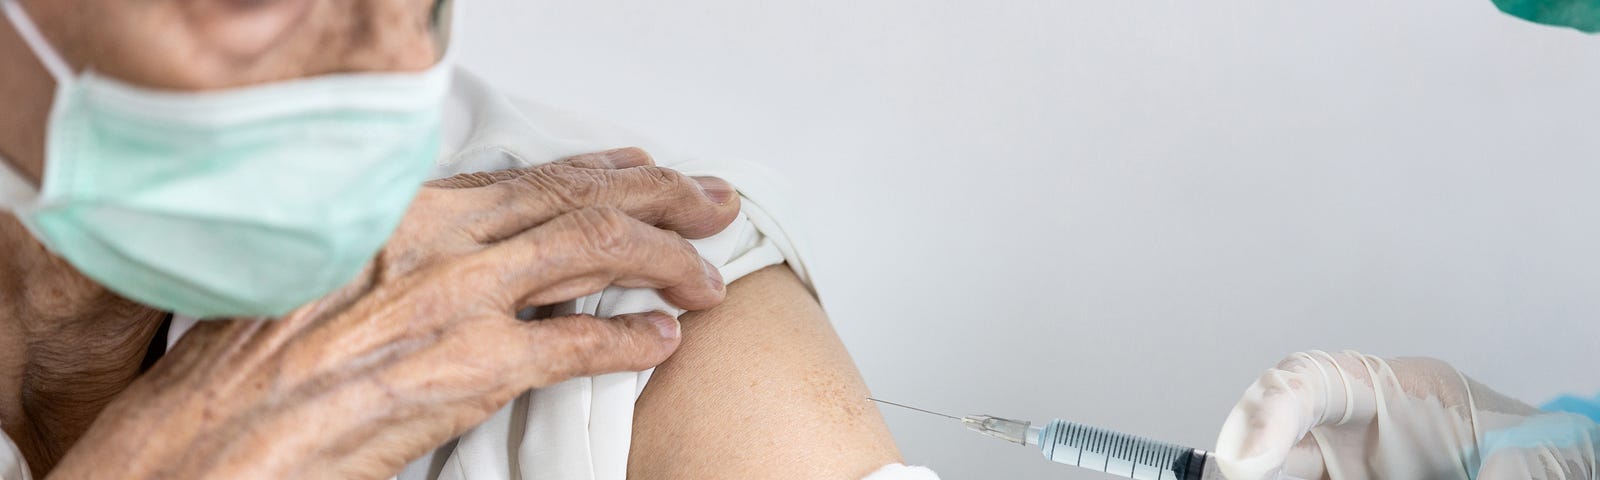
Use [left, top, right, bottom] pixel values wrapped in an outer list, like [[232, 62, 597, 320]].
[[1214, 350, 1598, 480]]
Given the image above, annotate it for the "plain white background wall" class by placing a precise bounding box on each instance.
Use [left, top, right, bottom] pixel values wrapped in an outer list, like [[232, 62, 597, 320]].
[[456, 1, 1600, 478]]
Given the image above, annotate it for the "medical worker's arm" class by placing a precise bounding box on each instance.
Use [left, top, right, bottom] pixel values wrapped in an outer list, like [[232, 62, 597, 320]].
[[39, 149, 740, 479], [629, 264, 903, 479], [1215, 350, 1599, 480]]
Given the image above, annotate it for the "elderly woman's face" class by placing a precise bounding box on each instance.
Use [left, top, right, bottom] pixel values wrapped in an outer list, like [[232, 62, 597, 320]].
[[37, 0, 448, 90]]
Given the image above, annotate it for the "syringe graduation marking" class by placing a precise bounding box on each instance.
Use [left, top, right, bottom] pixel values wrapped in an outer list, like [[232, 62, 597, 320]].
[[1046, 419, 1199, 479]]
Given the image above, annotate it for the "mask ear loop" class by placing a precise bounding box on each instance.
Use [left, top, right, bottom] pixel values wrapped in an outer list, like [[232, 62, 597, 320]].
[[0, 1, 68, 204], [1, 0, 75, 83], [0, 153, 38, 208]]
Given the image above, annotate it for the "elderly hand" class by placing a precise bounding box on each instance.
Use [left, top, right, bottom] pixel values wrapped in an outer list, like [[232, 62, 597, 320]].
[[46, 147, 740, 479], [1215, 350, 1599, 480]]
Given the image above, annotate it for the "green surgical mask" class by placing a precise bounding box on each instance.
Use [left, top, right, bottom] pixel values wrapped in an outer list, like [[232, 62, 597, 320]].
[[0, 0, 451, 318]]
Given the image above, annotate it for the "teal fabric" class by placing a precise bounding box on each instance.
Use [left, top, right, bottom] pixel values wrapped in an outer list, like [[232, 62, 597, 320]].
[[1544, 392, 1600, 423], [1493, 0, 1600, 33]]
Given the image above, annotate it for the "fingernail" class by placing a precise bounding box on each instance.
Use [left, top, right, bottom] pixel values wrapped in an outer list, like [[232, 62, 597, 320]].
[[650, 313, 681, 339], [703, 259, 724, 291], [603, 147, 649, 168], [693, 176, 735, 205]]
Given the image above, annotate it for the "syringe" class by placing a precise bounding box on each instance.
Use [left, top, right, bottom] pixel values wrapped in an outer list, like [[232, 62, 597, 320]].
[[869, 398, 1223, 480]]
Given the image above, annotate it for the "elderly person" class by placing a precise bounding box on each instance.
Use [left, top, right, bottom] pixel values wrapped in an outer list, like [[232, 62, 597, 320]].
[[0, 1, 930, 479]]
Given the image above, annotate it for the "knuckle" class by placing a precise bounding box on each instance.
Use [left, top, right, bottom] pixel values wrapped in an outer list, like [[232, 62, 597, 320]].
[[568, 206, 636, 259], [425, 261, 509, 307], [541, 322, 613, 377], [1273, 354, 1309, 371], [637, 166, 691, 192], [519, 166, 609, 210], [454, 217, 502, 246], [621, 168, 697, 224], [669, 237, 704, 271], [558, 151, 606, 167]]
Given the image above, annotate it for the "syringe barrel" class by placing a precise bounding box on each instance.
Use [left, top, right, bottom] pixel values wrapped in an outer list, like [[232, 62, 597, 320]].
[[1036, 419, 1209, 480]]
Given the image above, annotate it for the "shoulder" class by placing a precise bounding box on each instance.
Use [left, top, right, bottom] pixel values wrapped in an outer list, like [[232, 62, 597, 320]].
[[441, 67, 816, 289], [443, 68, 784, 186], [440, 68, 674, 170]]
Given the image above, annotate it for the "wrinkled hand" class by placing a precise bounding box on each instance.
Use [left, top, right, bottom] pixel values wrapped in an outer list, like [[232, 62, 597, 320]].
[[315, 146, 739, 316], [48, 147, 740, 479], [1215, 350, 1599, 480]]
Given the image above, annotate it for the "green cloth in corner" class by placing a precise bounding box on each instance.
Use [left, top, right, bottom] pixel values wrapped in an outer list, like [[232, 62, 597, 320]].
[[1493, 0, 1600, 32]]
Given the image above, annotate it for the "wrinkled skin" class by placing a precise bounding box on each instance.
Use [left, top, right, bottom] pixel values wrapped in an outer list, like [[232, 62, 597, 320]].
[[1, 147, 743, 479], [0, 220, 167, 476]]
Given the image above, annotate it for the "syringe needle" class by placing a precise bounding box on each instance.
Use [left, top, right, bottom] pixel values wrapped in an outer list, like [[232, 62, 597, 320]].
[[866, 397, 961, 421]]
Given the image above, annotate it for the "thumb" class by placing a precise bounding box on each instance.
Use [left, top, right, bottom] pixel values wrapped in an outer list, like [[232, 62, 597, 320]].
[[520, 311, 683, 386], [1215, 351, 1350, 480]]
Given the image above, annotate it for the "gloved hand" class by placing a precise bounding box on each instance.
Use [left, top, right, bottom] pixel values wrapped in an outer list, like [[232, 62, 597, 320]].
[[1214, 350, 1599, 480]]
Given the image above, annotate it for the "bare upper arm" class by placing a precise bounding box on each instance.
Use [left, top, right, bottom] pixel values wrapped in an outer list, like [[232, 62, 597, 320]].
[[628, 264, 901, 479]]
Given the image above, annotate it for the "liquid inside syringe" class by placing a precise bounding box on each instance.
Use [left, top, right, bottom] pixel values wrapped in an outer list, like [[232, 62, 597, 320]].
[[869, 398, 1223, 480]]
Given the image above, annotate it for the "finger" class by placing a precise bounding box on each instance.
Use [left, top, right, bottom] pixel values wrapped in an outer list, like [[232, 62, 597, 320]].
[[426, 170, 525, 189], [557, 146, 655, 169], [1215, 351, 1356, 480], [465, 206, 725, 311], [423, 147, 653, 189], [457, 164, 740, 242], [1282, 435, 1328, 480], [519, 311, 681, 386], [1215, 372, 1313, 480]]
